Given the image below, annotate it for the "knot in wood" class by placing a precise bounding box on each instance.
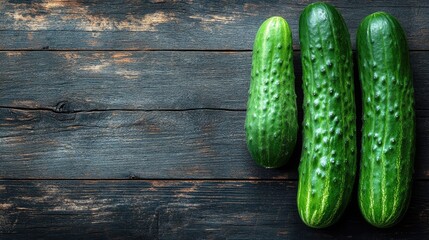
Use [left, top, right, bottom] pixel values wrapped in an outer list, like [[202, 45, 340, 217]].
[[54, 101, 73, 113]]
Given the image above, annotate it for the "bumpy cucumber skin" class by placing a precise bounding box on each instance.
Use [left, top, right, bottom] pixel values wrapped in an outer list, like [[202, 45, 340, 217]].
[[357, 12, 415, 228], [245, 16, 298, 168], [297, 3, 357, 228]]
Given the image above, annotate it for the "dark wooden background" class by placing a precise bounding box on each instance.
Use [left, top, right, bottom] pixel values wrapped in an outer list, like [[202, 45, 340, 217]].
[[0, 0, 428, 239]]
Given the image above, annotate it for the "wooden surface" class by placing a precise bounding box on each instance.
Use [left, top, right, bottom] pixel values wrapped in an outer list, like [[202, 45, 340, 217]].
[[0, 0, 428, 239]]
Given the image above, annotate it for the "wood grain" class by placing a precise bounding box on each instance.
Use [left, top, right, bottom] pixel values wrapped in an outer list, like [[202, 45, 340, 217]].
[[1, 108, 428, 179], [0, 51, 251, 110], [0, 108, 285, 179], [0, 180, 428, 239], [0, 51, 428, 111], [0, 0, 427, 50]]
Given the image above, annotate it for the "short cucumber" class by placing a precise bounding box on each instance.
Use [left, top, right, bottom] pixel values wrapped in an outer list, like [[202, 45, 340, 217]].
[[245, 16, 298, 168], [297, 2, 357, 228], [357, 12, 415, 228]]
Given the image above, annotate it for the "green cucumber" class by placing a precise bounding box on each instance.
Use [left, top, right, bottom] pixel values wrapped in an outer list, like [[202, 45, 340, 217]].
[[245, 16, 298, 168], [297, 3, 357, 228], [357, 12, 415, 228]]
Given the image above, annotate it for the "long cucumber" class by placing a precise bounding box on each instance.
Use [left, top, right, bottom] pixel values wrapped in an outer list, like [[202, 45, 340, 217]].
[[297, 2, 357, 228], [357, 12, 415, 228]]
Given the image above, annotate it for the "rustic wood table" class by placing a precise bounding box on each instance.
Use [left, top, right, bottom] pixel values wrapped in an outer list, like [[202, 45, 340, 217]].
[[1, 0, 428, 239]]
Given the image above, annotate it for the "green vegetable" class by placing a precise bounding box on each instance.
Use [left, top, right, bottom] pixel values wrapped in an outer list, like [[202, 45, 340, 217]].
[[357, 12, 415, 228], [245, 16, 298, 168], [297, 2, 357, 228]]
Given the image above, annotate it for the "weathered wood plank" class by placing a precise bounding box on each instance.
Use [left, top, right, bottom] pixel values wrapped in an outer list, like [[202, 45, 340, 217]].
[[1, 51, 428, 111], [0, 180, 428, 239], [1, 108, 428, 179], [0, 51, 251, 110], [0, 0, 428, 50], [0, 108, 287, 179]]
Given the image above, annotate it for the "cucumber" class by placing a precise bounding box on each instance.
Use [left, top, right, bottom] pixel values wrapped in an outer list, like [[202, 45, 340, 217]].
[[245, 16, 298, 168], [357, 12, 415, 228], [297, 3, 357, 228]]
